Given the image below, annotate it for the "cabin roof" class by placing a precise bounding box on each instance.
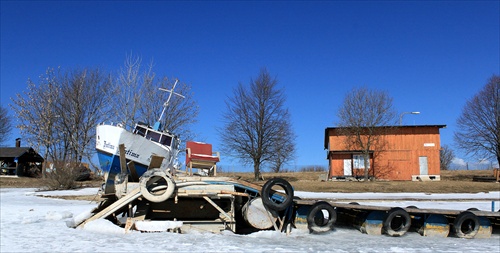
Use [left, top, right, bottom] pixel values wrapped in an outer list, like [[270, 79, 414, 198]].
[[0, 147, 44, 162]]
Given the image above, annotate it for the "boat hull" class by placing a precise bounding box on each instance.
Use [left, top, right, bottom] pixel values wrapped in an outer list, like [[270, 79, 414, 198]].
[[96, 124, 172, 178]]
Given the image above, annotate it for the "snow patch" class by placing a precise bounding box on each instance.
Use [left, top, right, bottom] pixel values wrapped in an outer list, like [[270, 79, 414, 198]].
[[45, 210, 73, 221], [82, 219, 126, 234], [2, 188, 500, 253], [66, 208, 94, 228], [134, 220, 183, 232]]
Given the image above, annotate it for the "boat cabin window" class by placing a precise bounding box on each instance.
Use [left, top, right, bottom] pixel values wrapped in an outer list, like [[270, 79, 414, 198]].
[[134, 125, 147, 137], [160, 135, 172, 146], [146, 131, 161, 143], [134, 124, 172, 146]]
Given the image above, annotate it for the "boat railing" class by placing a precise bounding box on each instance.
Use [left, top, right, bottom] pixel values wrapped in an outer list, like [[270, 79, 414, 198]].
[[98, 121, 128, 129]]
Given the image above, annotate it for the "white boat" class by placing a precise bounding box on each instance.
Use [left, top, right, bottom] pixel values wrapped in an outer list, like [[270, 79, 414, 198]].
[[95, 80, 183, 193]]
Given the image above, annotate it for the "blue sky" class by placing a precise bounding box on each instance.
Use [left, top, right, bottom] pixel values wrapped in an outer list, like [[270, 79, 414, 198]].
[[1, 1, 499, 171]]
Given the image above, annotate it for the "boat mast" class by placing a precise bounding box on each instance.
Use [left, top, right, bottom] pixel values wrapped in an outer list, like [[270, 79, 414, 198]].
[[153, 79, 185, 131]]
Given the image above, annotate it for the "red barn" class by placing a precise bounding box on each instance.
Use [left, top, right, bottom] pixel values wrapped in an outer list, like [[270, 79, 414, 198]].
[[324, 125, 446, 181]]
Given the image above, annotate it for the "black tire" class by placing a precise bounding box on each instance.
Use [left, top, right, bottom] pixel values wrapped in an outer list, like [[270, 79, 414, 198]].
[[307, 201, 337, 234], [406, 206, 418, 209], [453, 211, 479, 239], [383, 207, 411, 237], [261, 178, 294, 211]]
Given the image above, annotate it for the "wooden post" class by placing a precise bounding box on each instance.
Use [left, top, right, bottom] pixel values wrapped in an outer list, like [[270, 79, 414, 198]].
[[119, 144, 127, 174]]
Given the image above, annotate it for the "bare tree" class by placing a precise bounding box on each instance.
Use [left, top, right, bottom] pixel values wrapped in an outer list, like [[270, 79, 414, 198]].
[[11, 67, 112, 182], [140, 78, 199, 142], [0, 105, 12, 146], [454, 75, 500, 167], [220, 68, 296, 180], [269, 120, 296, 173], [336, 87, 397, 181], [440, 144, 455, 170], [109, 55, 148, 128], [110, 55, 199, 143], [55, 68, 113, 163], [11, 68, 60, 177]]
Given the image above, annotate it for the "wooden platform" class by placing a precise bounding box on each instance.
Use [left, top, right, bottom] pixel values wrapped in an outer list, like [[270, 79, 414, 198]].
[[294, 199, 500, 218]]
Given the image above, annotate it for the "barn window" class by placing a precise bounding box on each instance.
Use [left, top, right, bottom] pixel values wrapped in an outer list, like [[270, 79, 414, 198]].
[[353, 154, 370, 169]]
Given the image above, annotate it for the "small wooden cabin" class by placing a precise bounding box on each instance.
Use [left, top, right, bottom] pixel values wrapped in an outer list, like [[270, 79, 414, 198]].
[[324, 125, 446, 181], [0, 147, 44, 176]]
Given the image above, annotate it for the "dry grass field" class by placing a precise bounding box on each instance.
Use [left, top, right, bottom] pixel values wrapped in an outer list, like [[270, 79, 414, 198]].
[[221, 170, 500, 193], [0, 176, 102, 189], [1, 169, 498, 194]]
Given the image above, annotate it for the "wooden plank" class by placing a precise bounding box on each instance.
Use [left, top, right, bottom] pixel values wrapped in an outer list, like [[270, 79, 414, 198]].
[[119, 144, 127, 174], [148, 155, 164, 169], [294, 199, 500, 218], [405, 208, 500, 217], [226, 179, 264, 193], [176, 176, 235, 182], [127, 161, 139, 182], [76, 188, 142, 229], [203, 196, 232, 221], [220, 190, 250, 197]]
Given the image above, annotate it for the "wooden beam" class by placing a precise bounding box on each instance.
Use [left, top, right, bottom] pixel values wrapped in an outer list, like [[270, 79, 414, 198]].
[[119, 144, 127, 174], [148, 155, 164, 170], [76, 188, 142, 229], [203, 196, 232, 222], [128, 161, 139, 182]]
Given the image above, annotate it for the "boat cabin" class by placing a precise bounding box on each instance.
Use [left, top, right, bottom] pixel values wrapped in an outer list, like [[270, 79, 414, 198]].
[[133, 123, 174, 147]]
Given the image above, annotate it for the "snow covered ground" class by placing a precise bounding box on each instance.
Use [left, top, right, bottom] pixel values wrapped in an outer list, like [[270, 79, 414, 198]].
[[1, 187, 499, 253]]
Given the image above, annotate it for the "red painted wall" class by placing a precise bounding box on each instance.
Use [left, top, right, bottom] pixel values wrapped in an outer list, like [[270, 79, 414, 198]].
[[325, 126, 443, 181]]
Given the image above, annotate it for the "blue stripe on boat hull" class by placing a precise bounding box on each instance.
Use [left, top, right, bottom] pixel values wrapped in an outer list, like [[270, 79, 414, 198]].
[[97, 151, 149, 178]]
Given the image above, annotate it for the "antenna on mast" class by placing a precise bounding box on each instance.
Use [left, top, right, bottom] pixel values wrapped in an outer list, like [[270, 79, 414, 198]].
[[153, 79, 185, 131]]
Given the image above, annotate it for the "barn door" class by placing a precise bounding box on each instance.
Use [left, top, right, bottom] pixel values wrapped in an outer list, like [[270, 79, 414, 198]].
[[343, 159, 352, 176], [419, 156, 428, 175]]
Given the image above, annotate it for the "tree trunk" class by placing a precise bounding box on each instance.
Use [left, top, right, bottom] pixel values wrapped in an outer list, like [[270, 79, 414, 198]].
[[42, 152, 48, 179], [363, 153, 370, 182], [497, 154, 500, 170], [254, 163, 261, 181]]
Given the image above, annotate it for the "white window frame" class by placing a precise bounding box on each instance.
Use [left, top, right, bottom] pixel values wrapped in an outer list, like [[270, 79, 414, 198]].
[[353, 154, 370, 169]]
